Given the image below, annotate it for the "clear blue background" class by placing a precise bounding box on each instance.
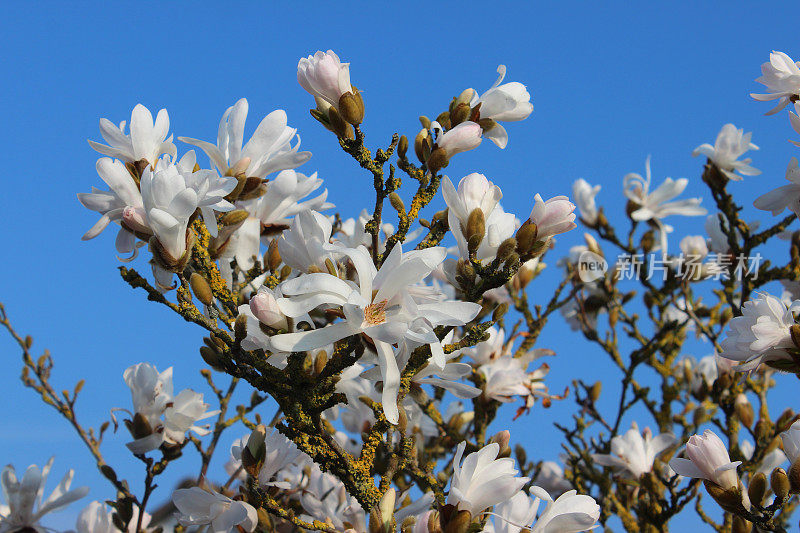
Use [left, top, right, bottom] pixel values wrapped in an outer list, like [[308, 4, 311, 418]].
[[2, 1, 799, 530]]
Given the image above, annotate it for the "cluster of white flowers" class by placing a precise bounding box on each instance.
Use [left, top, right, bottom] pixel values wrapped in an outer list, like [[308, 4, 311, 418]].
[[37, 45, 800, 533], [121, 362, 218, 454]]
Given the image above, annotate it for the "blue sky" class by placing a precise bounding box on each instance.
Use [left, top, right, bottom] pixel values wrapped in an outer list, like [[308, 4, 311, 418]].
[[2, 1, 800, 529]]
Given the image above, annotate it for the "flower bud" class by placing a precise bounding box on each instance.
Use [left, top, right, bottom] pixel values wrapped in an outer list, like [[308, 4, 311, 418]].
[[789, 458, 800, 494], [590, 381, 602, 403], [704, 479, 745, 513], [436, 111, 452, 131], [415, 129, 432, 164], [398, 135, 409, 158], [734, 394, 754, 428], [190, 273, 214, 306], [772, 467, 790, 500], [314, 350, 328, 375], [528, 194, 577, 242], [748, 471, 767, 506], [241, 424, 266, 477], [199, 346, 224, 371], [515, 222, 537, 255], [450, 102, 471, 126], [338, 90, 364, 126], [492, 302, 508, 322], [427, 148, 449, 174], [220, 209, 250, 227], [250, 288, 288, 330], [436, 121, 482, 156], [266, 239, 282, 272], [489, 430, 512, 458], [234, 314, 248, 342], [368, 488, 396, 533], [389, 192, 406, 214]]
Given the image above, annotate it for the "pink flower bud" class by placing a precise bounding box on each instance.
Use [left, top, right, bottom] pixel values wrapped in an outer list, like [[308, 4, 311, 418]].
[[528, 194, 577, 241], [297, 50, 353, 110], [436, 121, 482, 156], [249, 288, 287, 330]]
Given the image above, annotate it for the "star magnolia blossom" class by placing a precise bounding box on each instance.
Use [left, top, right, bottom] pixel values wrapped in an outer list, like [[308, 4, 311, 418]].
[[0, 457, 89, 533], [680, 235, 708, 259], [271, 244, 480, 423], [76, 501, 150, 533], [297, 50, 353, 110], [669, 429, 741, 490], [299, 464, 366, 531], [140, 153, 237, 261], [468, 65, 534, 148], [623, 157, 706, 253], [479, 353, 555, 410], [179, 98, 311, 179], [718, 292, 799, 369], [447, 441, 530, 516], [442, 173, 517, 261], [591, 423, 676, 478], [572, 179, 601, 226], [754, 157, 800, 217], [78, 157, 146, 259], [218, 169, 333, 281], [528, 194, 577, 242], [692, 123, 760, 181], [751, 51, 800, 115], [532, 462, 573, 498], [230, 428, 302, 488], [172, 487, 257, 533], [277, 209, 339, 273], [88, 104, 176, 168], [123, 362, 218, 453], [624, 157, 707, 223], [527, 487, 601, 533]]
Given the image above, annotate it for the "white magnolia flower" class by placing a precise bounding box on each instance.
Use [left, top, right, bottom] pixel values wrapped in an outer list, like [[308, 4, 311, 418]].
[[88, 104, 176, 167], [179, 98, 311, 179], [528, 194, 577, 242], [78, 157, 146, 259], [683, 354, 719, 394], [141, 153, 237, 260], [222, 169, 334, 284], [572, 179, 601, 226], [447, 441, 529, 515], [532, 462, 572, 498], [434, 121, 483, 156], [335, 209, 397, 252], [669, 429, 741, 490], [751, 51, 800, 115], [479, 353, 555, 411], [297, 50, 353, 110], [0, 457, 89, 533], [387, 336, 480, 399], [271, 244, 480, 423], [255, 429, 302, 488], [76, 501, 150, 533], [592, 422, 676, 478], [781, 420, 800, 464], [624, 157, 706, 253], [754, 157, 800, 217], [300, 465, 365, 532], [172, 487, 257, 533], [484, 491, 539, 533], [468, 65, 534, 148], [442, 173, 517, 261], [692, 123, 760, 181], [277, 209, 339, 273], [624, 157, 707, 223], [162, 389, 218, 445], [124, 362, 173, 433], [718, 292, 798, 369], [464, 326, 510, 366], [528, 487, 600, 533], [442, 173, 502, 234], [679, 235, 708, 259]]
